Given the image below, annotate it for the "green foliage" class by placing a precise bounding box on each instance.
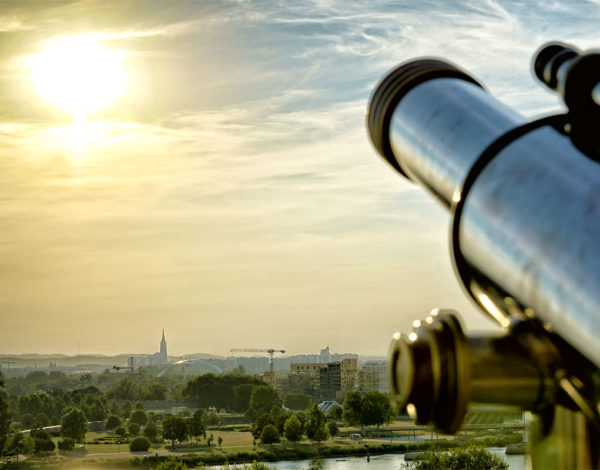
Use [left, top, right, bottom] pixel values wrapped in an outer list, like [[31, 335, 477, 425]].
[[0, 387, 12, 452], [135, 401, 145, 410], [327, 421, 338, 437], [162, 415, 188, 445], [342, 391, 362, 426], [308, 459, 324, 470], [33, 435, 56, 452], [218, 435, 223, 448], [260, 424, 280, 444], [143, 419, 160, 442], [343, 391, 394, 427], [105, 414, 121, 430], [128, 422, 141, 436], [156, 461, 189, 470], [121, 400, 133, 419], [283, 415, 303, 442], [305, 404, 328, 443], [115, 425, 127, 437], [284, 392, 312, 410], [207, 432, 214, 447], [131, 409, 148, 426], [188, 410, 205, 442], [60, 407, 87, 441], [31, 428, 55, 453], [233, 383, 255, 412], [58, 437, 75, 451], [7, 433, 35, 456], [252, 412, 275, 439], [410, 447, 508, 470], [247, 385, 281, 419], [328, 405, 343, 420], [129, 436, 151, 451], [184, 374, 264, 410]]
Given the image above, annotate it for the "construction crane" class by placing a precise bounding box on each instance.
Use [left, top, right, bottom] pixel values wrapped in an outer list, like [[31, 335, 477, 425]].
[[229, 348, 286, 375]]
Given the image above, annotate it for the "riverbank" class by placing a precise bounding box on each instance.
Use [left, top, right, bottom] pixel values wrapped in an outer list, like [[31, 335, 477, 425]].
[[1, 434, 522, 469]]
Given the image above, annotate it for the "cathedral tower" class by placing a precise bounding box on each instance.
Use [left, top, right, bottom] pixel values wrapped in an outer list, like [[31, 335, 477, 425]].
[[160, 330, 168, 364]]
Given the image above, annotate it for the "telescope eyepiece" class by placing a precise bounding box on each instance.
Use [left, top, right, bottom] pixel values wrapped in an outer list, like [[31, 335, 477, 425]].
[[534, 43, 579, 91]]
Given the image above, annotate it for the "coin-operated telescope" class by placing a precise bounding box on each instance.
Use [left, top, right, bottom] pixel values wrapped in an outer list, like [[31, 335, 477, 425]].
[[367, 43, 600, 469]]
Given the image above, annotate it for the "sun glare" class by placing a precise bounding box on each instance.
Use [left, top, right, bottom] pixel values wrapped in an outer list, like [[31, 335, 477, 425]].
[[30, 36, 126, 124]]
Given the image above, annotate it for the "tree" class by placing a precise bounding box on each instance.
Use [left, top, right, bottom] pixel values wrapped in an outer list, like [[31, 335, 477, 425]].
[[342, 391, 363, 427], [233, 384, 254, 412], [105, 414, 121, 430], [217, 436, 223, 448], [0, 387, 12, 452], [143, 419, 160, 442], [162, 415, 188, 446], [188, 410, 205, 443], [247, 385, 281, 419], [207, 432, 214, 447], [135, 401, 145, 410], [130, 436, 151, 452], [128, 422, 141, 436], [328, 405, 343, 420], [121, 400, 133, 419], [115, 425, 127, 437], [360, 391, 394, 427], [61, 408, 87, 442], [260, 424, 280, 444], [305, 404, 328, 444], [284, 392, 311, 410], [342, 391, 394, 428], [251, 412, 275, 439], [283, 415, 303, 442], [131, 409, 148, 426], [327, 421, 338, 437]]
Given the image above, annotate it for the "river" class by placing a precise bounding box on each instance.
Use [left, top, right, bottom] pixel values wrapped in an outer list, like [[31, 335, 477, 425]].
[[60, 448, 528, 470], [257, 450, 527, 470]]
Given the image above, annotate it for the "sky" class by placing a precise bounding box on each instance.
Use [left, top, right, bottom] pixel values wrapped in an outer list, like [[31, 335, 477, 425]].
[[0, 0, 598, 357]]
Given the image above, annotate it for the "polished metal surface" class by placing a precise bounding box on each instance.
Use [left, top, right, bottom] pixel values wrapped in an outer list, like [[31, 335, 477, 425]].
[[388, 78, 525, 206], [387, 78, 600, 369], [460, 126, 600, 368]]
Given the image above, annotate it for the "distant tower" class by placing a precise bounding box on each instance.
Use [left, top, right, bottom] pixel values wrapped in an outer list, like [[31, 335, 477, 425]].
[[160, 330, 168, 364], [320, 345, 331, 364]]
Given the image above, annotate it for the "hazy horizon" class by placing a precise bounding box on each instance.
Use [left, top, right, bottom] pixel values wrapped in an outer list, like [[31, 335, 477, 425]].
[[1, 1, 598, 357]]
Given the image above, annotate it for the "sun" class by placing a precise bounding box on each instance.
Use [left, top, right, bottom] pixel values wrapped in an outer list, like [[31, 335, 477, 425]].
[[30, 36, 126, 123]]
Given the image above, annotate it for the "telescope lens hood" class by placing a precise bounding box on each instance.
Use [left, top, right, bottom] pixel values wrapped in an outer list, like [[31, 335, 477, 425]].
[[367, 59, 482, 179]]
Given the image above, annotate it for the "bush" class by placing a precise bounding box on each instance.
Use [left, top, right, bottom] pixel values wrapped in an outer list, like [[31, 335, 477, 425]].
[[105, 414, 121, 429], [115, 425, 127, 436], [328, 421, 338, 437], [58, 438, 75, 451], [260, 424, 280, 444], [128, 422, 141, 436], [412, 447, 508, 470], [156, 462, 189, 470], [129, 436, 151, 452], [34, 436, 56, 453]]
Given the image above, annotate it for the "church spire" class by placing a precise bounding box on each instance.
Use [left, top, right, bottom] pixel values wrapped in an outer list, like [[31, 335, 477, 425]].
[[160, 330, 167, 363]]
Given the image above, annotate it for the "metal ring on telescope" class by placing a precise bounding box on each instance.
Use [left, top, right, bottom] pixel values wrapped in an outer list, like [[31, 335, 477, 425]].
[[450, 114, 569, 326], [367, 59, 482, 178]]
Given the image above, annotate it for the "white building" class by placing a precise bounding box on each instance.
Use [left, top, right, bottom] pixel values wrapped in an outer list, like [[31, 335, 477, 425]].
[[131, 330, 169, 368]]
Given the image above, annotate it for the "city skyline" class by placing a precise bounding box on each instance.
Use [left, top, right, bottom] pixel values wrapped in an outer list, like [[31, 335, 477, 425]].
[[1, 1, 598, 356]]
